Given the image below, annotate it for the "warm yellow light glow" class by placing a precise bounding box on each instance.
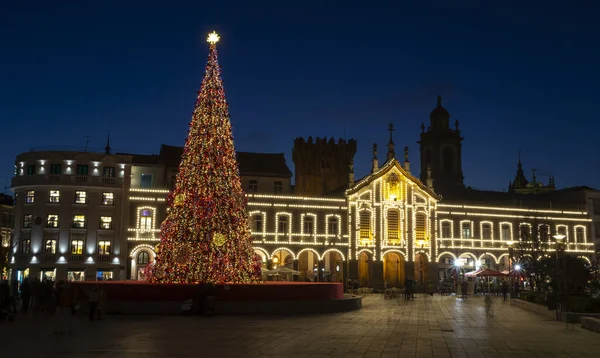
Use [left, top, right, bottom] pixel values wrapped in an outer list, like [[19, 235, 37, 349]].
[[207, 31, 220, 44]]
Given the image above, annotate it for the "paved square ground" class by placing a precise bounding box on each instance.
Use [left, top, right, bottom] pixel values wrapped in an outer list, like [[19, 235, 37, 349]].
[[3, 295, 599, 357]]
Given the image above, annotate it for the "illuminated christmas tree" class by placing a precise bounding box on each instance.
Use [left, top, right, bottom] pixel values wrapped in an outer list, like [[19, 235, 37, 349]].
[[147, 31, 261, 284]]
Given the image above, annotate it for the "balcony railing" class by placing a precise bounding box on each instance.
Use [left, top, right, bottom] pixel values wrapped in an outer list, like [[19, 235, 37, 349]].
[[70, 254, 83, 262], [12, 174, 124, 188], [73, 175, 89, 183], [96, 254, 112, 262], [43, 254, 56, 262]]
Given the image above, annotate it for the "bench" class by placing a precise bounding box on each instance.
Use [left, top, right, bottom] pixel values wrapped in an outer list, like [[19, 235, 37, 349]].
[[581, 317, 600, 333]]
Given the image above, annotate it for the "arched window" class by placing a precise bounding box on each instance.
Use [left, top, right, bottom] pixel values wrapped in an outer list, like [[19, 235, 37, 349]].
[[252, 214, 262, 232], [441, 222, 451, 238], [137, 251, 150, 265], [575, 227, 585, 243], [139, 209, 153, 231]]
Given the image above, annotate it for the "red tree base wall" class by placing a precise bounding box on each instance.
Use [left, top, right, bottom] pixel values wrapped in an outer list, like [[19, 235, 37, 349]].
[[71, 281, 344, 302]]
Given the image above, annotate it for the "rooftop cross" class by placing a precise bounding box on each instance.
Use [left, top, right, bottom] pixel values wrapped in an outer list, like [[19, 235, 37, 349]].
[[388, 123, 395, 143]]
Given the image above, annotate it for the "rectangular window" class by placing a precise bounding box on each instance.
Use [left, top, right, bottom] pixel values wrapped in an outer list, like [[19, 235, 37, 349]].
[[328, 218, 339, 236], [76, 164, 89, 175], [248, 180, 258, 193], [44, 239, 56, 254], [102, 192, 114, 205], [103, 167, 115, 177], [252, 215, 262, 232], [140, 174, 153, 188], [47, 214, 59, 228], [49, 190, 60, 203], [26, 164, 36, 175], [303, 217, 314, 235], [21, 239, 31, 254], [387, 210, 399, 242], [72, 215, 85, 228], [75, 191, 87, 204], [501, 224, 511, 241], [140, 210, 153, 231], [71, 240, 84, 255], [274, 181, 283, 194], [23, 214, 33, 228], [461, 223, 471, 239], [26, 190, 35, 204], [50, 164, 62, 174], [277, 216, 288, 234], [482, 224, 491, 240], [441, 222, 451, 238], [576, 227, 585, 242], [98, 241, 111, 255], [100, 216, 112, 229]]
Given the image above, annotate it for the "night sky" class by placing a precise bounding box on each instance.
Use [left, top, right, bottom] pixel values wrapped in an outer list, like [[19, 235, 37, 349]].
[[2, 1, 599, 195]]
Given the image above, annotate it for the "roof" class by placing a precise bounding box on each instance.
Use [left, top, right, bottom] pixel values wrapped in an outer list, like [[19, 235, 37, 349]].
[[157, 144, 292, 178], [347, 158, 440, 200], [440, 185, 598, 211]]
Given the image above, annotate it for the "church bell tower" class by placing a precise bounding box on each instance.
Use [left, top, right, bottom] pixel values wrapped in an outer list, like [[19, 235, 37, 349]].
[[417, 96, 465, 196]]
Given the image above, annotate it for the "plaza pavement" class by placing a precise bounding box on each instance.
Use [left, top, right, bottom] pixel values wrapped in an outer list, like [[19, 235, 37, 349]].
[[2, 294, 599, 357]]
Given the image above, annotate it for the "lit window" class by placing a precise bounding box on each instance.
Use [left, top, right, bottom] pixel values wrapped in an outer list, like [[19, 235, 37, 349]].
[[102, 192, 114, 205], [441, 222, 451, 238], [277, 216, 288, 234], [387, 210, 400, 242], [21, 239, 31, 254], [71, 240, 84, 255], [461, 222, 471, 239], [23, 214, 33, 228], [359, 211, 371, 240], [303, 216, 314, 235], [72, 215, 85, 228], [26, 191, 34, 204], [482, 224, 491, 240], [98, 241, 111, 255], [75, 191, 87, 204], [328, 217, 339, 236], [138, 251, 150, 264], [140, 210, 153, 230], [248, 180, 258, 193], [49, 190, 60, 203], [274, 181, 283, 194], [415, 213, 426, 241], [44, 239, 56, 254], [100, 216, 112, 229], [47, 214, 59, 228]]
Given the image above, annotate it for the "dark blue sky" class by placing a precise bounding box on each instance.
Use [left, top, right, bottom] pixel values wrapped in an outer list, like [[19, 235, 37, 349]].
[[2, 1, 599, 194]]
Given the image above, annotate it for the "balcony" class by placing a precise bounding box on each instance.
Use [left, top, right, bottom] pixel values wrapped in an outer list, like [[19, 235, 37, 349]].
[[96, 254, 112, 262], [70, 254, 83, 262], [73, 175, 89, 183], [43, 254, 56, 262]]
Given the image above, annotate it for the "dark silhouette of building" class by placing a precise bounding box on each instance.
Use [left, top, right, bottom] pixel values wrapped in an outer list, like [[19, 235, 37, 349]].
[[417, 96, 465, 196], [292, 137, 357, 196]]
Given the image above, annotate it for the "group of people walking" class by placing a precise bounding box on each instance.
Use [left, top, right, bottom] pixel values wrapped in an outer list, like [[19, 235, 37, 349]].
[[0, 278, 106, 334]]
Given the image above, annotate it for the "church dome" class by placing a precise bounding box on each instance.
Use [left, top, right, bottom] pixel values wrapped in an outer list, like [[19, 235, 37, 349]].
[[430, 95, 450, 119]]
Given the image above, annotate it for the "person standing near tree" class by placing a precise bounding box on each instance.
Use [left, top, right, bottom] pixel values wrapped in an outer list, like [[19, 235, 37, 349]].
[[21, 278, 31, 314]]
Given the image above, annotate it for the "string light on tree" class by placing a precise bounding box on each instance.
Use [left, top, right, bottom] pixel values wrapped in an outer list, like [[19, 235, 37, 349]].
[[146, 31, 261, 284]]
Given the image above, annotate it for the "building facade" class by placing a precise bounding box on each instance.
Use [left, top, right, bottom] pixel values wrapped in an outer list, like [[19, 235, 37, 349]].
[[1, 194, 14, 281], [10, 149, 132, 282], [9, 98, 599, 286]]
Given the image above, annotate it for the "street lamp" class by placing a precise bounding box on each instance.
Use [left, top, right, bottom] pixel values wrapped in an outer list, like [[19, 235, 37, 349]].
[[552, 234, 566, 320]]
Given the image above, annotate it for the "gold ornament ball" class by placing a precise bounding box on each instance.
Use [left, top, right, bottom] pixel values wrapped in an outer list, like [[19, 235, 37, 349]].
[[174, 194, 185, 206], [212, 232, 226, 247]]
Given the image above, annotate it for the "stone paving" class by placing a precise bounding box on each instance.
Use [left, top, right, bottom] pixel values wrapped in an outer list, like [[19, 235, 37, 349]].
[[2, 294, 599, 357]]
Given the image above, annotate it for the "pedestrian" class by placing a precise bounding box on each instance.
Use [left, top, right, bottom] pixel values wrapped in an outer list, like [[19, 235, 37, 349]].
[[485, 294, 494, 316], [88, 287, 99, 321], [21, 278, 31, 314], [502, 281, 508, 302]]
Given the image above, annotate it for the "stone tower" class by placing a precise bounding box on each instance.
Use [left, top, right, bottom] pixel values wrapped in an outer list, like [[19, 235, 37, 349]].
[[417, 96, 465, 195], [293, 137, 357, 196]]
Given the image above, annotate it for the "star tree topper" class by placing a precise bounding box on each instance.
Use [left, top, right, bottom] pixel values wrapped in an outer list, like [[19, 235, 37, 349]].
[[207, 31, 220, 44]]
